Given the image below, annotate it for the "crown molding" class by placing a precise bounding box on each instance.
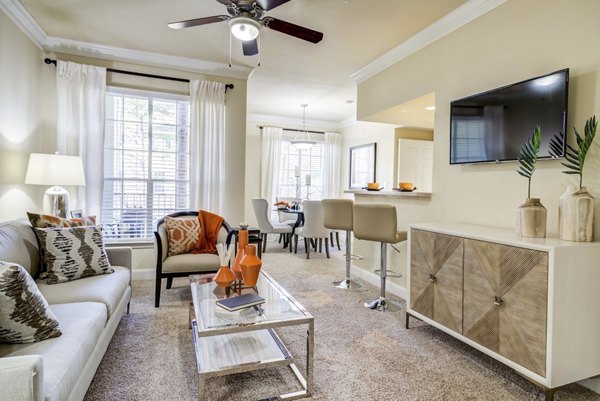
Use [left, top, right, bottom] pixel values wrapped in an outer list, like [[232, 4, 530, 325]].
[[351, 0, 508, 84], [247, 113, 343, 130], [0, 0, 252, 79], [0, 0, 47, 48]]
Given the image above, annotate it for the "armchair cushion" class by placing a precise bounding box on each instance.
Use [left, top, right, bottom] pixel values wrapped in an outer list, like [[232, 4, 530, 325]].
[[162, 253, 221, 274]]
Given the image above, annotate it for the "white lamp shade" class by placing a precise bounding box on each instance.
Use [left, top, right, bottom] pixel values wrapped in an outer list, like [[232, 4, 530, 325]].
[[25, 153, 86, 186], [229, 17, 260, 41]]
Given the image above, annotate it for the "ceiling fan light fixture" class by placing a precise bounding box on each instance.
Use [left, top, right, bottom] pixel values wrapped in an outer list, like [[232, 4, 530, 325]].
[[229, 17, 260, 41]]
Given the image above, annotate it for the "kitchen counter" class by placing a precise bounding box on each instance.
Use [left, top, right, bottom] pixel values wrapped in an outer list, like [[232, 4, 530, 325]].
[[343, 190, 431, 199]]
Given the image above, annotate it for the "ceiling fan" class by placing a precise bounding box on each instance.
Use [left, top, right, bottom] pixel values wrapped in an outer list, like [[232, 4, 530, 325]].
[[168, 0, 324, 56]]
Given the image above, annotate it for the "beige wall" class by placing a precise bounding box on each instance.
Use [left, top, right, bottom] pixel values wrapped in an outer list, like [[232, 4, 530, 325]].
[[357, 0, 600, 238], [0, 11, 56, 221], [340, 121, 399, 194]]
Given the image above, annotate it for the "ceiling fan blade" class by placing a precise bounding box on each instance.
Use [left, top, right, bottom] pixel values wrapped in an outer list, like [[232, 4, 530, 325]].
[[168, 15, 229, 30], [263, 17, 323, 43], [215, 0, 234, 5], [256, 0, 291, 11], [242, 39, 259, 56]]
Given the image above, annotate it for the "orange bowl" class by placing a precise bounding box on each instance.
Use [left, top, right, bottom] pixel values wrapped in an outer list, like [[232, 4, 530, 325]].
[[367, 182, 380, 190], [399, 182, 414, 190]]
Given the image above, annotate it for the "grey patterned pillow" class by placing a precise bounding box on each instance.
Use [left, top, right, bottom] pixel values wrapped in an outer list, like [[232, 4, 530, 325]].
[[35, 226, 114, 284], [0, 261, 61, 343]]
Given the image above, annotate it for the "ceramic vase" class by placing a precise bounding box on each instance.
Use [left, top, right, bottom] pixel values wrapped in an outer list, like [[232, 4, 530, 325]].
[[214, 265, 236, 288], [231, 227, 248, 281], [558, 186, 595, 242], [516, 198, 547, 238], [240, 245, 262, 287]]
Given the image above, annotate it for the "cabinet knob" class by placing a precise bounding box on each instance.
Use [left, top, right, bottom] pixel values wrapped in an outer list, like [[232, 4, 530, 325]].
[[429, 274, 437, 283], [494, 296, 503, 306]]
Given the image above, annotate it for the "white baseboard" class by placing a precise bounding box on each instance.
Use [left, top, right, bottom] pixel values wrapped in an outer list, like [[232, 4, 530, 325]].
[[350, 264, 407, 300], [132, 268, 155, 281]]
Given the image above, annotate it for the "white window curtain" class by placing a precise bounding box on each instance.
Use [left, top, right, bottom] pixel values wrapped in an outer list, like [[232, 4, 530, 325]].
[[56, 61, 107, 218], [189, 80, 226, 214], [260, 126, 283, 208], [322, 131, 342, 199]]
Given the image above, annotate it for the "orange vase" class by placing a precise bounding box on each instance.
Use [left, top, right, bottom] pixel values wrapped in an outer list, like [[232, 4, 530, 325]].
[[214, 265, 236, 288], [231, 228, 248, 281], [240, 245, 262, 287]]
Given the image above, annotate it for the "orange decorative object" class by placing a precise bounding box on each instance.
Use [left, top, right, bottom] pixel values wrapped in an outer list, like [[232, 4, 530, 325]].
[[240, 245, 262, 287], [231, 227, 248, 281], [214, 265, 236, 288]]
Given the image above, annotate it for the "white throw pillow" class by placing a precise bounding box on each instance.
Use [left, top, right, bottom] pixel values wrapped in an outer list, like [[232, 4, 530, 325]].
[[35, 226, 113, 284], [0, 261, 61, 343]]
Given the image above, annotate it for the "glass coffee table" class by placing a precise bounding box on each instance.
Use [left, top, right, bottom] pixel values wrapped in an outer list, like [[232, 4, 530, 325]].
[[190, 271, 314, 401]]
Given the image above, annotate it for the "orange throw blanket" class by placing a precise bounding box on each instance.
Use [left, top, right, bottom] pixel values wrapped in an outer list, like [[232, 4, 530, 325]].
[[194, 210, 224, 255]]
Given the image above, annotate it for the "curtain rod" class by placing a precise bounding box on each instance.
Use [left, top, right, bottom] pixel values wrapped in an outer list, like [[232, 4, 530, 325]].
[[43, 58, 234, 93], [260, 126, 325, 135]]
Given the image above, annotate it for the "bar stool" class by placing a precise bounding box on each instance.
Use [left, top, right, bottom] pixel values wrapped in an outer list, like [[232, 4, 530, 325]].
[[353, 204, 407, 312], [322, 199, 364, 291]]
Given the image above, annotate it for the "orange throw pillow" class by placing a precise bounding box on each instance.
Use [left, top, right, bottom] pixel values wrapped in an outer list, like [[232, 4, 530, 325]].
[[164, 217, 201, 256]]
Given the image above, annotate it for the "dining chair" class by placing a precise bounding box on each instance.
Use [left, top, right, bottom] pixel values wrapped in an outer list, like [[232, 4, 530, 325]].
[[251, 198, 293, 253], [293, 200, 331, 259]]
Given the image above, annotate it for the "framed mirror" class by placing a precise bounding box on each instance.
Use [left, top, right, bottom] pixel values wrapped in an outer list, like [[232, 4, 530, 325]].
[[348, 143, 377, 189]]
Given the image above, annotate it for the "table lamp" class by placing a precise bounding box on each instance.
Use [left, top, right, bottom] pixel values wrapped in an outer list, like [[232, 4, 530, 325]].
[[25, 153, 86, 218]]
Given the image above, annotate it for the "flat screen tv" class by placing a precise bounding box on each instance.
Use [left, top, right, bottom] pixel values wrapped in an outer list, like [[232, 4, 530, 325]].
[[450, 69, 569, 164]]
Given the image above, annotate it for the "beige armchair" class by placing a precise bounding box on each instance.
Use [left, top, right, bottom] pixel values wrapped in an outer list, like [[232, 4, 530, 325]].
[[154, 211, 230, 307]]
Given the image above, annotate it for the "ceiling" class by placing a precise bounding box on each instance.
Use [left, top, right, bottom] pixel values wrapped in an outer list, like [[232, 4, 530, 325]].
[[18, 0, 468, 124]]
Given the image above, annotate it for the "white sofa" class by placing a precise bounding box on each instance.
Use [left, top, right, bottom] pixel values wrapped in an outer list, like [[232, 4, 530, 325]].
[[0, 219, 132, 401]]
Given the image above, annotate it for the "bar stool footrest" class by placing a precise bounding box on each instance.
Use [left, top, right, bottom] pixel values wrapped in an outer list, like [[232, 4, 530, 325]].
[[332, 278, 367, 291], [373, 269, 402, 278], [350, 254, 364, 261]]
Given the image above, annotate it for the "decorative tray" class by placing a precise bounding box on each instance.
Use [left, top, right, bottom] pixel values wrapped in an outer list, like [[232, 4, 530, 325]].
[[362, 187, 384, 191]]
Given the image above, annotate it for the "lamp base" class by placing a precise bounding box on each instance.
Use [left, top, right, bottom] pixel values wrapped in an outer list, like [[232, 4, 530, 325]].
[[43, 185, 70, 218]]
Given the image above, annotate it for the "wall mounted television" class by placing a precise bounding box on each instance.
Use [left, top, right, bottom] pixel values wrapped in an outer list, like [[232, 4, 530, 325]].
[[450, 68, 569, 164]]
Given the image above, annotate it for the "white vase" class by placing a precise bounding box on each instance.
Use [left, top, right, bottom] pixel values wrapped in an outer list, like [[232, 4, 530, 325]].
[[516, 198, 547, 238], [558, 186, 595, 242]]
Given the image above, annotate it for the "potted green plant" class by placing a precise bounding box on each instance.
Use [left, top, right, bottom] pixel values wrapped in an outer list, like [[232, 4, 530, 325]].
[[516, 126, 547, 238], [550, 116, 597, 241]]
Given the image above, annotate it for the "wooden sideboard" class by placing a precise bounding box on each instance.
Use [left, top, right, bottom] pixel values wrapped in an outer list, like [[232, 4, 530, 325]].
[[407, 222, 600, 400]]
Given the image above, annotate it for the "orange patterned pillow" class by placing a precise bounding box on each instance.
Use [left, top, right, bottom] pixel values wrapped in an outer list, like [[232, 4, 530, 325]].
[[27, 212, 96, 228], [164, 217, 201, 256]]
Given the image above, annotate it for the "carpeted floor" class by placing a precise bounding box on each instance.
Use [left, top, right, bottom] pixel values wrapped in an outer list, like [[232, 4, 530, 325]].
[[84, 241, 600, 401]]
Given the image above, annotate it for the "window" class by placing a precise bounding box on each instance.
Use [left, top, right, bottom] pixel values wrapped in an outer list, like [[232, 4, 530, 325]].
[[102, 88, 190, 241], [451, 118, 486, 162], [278, 138, 323, 200]]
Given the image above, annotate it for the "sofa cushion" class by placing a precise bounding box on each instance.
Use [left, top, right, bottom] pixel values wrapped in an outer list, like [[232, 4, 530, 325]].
[[27, 212, 96, 228], [0, 302, 106, 401], [164, 216, 201, 256], [36, 266, 130, 318], [0, 219, 40, 277], [35, 226, 113, 284], [0, 262, 61, 344], [162, 253, 220, 273]]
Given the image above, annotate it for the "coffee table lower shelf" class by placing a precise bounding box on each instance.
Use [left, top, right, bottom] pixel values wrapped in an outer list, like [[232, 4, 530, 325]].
[[192, 320, 310, 401]]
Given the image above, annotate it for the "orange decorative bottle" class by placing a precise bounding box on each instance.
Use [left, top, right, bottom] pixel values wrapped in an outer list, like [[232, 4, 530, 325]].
[[231, 224, 248, 281], [240, 245, 262, 287], [214, 265, 236, 288]]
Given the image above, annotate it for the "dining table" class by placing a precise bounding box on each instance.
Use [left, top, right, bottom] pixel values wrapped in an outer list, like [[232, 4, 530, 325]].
[[276, 207, 304, 252]]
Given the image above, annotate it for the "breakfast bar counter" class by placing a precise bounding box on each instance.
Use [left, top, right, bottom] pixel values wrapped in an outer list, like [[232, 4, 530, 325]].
[[343, 190, 432, 199]]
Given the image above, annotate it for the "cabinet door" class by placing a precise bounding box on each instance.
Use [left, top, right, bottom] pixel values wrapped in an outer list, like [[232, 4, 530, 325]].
[[410, 229, 464, 333], [463, 239, 548, 377]]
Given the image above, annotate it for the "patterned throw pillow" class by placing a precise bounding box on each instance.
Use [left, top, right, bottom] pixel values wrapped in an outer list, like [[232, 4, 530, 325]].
[[0, 261, 61, 343], [164, 216, 201, 256], [35, 226, 113, 284], [27, 212, 96, 228]]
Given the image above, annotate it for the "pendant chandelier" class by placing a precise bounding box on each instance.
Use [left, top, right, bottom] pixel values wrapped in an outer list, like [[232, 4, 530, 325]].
[[291, 104, 316, 150]]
